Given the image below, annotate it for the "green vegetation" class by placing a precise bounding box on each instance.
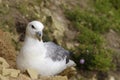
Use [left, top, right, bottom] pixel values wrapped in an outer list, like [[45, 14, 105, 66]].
[[93, 0, 120, 33], [0, 0, 42, 32], [64, 0, 120, 71], [65, 0, 120, 33]]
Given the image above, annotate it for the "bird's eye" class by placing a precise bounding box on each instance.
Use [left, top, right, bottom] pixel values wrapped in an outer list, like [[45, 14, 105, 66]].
[[31, 25, 35, 29]]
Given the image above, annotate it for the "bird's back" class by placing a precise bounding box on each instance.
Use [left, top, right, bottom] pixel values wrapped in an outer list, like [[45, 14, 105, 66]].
[[44, 42, 76, 67]]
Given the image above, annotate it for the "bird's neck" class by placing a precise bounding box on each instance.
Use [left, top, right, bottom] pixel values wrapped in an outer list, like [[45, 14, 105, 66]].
[[22, 36, 46, 58], [24, 36, 43, 44]]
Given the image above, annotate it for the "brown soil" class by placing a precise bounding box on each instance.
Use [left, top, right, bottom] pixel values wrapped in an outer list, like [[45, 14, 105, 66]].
[[0, 30, 16, 68]]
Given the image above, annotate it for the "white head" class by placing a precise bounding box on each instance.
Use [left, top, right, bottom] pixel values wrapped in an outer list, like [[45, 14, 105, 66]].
[[26, 21, 44, 41]]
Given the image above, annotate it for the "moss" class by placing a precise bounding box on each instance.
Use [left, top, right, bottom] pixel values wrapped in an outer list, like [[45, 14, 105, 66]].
[[65, 9, 111, 33], [64, 4, 115, 71], [0, 3, 9, 15], [16, 0, 42, 20], [93, 0, 112, 13], [91, 49, 113, 71], [76, 25, 104, 46]]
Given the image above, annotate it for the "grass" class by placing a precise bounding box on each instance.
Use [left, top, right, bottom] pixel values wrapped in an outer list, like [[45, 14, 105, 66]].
[[65, 9, 112, 34], [64, 0, 118, 71]]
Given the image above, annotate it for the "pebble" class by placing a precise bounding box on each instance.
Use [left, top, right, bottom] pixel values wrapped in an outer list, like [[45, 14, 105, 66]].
[[0, 57, 9, 68], [0, 57, 70, 80], [27, 68, 38, 79], [17, 74, 31, 80], [2, 68, 20, 77], [10, 69, 20, 78], [0, 74, 9, 80]]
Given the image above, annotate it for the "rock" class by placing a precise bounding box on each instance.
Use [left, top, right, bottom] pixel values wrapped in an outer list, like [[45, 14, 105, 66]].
[[2, 68, 20, 77], [52, 76, 68, 80], [0, 57, 9, 68], [52, 17, 65, 45], [39, 76, 68, 80], [0, 66, 2, 74], [66, 42, 74, 49], [108, 76, 115, 80], [0, 57, 69, 80], [60, 67, 77, 78], [0, 74, 9, 80], [0, 0, 2, 4], [2, 68, 11, 76], [42, 8, 52, 16], [39, 76, 51, 80], [42, 6, 68, 45], [0, 30, 16, 68], [27, 68, 38, 79], [10, 69, 20, 78], [17, 74, 31, 80], [9, 77, 17, 80]]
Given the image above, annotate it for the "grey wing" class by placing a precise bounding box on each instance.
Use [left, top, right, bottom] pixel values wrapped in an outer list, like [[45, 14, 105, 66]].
[[44, 42, 70, 64]]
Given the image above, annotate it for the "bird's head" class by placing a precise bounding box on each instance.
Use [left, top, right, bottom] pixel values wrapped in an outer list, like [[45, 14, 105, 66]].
[[26, 21, 44, 41]]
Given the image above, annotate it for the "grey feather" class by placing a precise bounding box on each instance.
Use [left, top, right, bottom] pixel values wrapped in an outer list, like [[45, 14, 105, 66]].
[[44, 42, 70, 63]]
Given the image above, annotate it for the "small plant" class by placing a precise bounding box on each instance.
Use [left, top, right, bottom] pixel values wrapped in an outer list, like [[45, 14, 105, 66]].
[[65, 9, 111, 33], [65, 8, 115, 72]]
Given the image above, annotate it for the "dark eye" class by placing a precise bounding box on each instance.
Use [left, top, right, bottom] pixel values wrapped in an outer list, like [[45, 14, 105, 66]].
[[31, 25, 35, 29]]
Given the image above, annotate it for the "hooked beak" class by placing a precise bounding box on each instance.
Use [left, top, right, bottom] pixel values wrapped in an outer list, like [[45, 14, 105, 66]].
[[36, 31, 42, 41]]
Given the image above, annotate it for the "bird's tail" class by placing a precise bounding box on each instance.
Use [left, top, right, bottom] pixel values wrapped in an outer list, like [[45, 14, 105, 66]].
[[66, 60, 76, 68]]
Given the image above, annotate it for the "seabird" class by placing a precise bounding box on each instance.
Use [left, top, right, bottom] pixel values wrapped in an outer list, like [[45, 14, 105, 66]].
[[16, 21, 76, 76]]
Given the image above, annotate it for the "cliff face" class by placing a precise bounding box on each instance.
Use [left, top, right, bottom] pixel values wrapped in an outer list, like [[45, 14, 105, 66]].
[[0, 0, 120, 80]]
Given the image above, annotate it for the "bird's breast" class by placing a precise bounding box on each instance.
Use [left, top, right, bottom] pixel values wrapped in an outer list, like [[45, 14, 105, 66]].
[[21, 43, 47, 59]]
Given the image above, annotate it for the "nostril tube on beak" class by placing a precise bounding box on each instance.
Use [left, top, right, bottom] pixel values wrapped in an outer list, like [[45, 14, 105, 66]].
[[36, 31, 42, 41], [36, 32, 41, 36]]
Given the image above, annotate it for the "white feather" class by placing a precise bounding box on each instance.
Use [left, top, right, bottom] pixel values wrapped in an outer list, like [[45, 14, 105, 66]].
[[16, 21, 76, 76]]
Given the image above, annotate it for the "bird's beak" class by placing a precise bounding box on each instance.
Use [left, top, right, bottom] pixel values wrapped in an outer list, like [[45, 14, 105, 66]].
[[36, 31, 42, 41]]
